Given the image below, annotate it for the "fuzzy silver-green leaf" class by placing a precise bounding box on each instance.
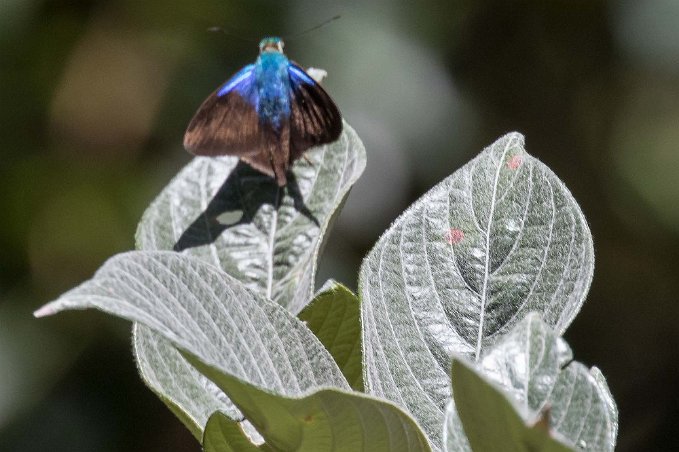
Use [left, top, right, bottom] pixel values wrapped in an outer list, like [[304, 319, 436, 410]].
[[359, 133, 594, 448]]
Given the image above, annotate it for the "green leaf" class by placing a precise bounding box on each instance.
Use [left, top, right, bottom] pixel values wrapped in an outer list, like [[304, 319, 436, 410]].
[[136, 122, 365, 312], [34, 251, 349, 396], [359, 133, 594, 448], [203, 412, 265, 452], [448, 358, 574, 452], [445, 314, 618, 451], [190, 354, 431, 452], [132, 124, 365, 438], [298, 280, 363, 391]]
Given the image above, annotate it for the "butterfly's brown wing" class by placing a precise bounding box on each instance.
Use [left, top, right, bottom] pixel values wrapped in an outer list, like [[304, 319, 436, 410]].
[[287, 63, 343, 161]]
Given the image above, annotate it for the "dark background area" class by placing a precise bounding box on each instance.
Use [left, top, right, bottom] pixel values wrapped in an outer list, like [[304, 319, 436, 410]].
[[1, 0, 678, 450]]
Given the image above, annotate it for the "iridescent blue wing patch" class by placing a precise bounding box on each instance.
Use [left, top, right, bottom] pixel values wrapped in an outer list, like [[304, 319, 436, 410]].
[[217, 64, 257, 102], [287, 63, 343, 161]]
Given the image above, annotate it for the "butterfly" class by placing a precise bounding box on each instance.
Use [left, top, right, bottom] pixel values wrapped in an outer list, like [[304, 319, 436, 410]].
[[183, 37, 343, 186]]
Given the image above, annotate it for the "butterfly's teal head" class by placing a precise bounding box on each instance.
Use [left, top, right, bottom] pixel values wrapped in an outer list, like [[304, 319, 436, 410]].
[[259, 37, 284, 54]]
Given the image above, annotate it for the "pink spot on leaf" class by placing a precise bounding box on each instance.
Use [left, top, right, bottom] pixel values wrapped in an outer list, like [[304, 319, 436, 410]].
[[445, 228, 464, 245], [507, 155, 523, 170]]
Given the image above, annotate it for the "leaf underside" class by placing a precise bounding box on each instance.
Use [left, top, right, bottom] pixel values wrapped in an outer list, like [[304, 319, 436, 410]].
[[132, 123, 366, 438], [359, 132, 594, 448], [445, 314, 617, 451], [36, 252, 349, 430], [448, 357, 575, 452]]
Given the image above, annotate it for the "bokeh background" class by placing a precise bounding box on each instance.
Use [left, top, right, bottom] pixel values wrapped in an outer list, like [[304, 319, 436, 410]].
[[1, 0, 678, 450]]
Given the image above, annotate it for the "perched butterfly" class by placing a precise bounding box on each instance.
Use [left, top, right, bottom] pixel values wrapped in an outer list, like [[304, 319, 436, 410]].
[[184, 37, 343, 186]]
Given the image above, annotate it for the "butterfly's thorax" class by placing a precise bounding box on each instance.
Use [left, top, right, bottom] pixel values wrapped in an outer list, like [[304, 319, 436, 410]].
[[254, 51, 291, 131]]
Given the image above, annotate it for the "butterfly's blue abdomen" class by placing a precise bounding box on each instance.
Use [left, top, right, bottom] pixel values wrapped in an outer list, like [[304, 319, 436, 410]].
[[254, 52, 291, 131]]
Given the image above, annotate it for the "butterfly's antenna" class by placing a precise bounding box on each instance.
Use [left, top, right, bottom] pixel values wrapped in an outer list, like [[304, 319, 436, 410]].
[[207, 26, 257, 42], [285, 15, 341, 41]]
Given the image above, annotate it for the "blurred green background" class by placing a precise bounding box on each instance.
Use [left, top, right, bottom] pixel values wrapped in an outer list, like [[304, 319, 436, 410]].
[[1, 0, 678, 450]]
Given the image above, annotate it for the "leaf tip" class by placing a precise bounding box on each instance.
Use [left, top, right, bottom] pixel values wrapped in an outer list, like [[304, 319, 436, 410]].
[[33, 304, 56, 318]]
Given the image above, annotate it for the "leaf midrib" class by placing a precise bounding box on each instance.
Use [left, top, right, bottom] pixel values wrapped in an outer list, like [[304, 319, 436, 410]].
[[475, 142, 514, 360]]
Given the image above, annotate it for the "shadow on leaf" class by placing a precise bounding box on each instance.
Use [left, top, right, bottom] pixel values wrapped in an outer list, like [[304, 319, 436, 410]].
[[173, 161, 319, 252]]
